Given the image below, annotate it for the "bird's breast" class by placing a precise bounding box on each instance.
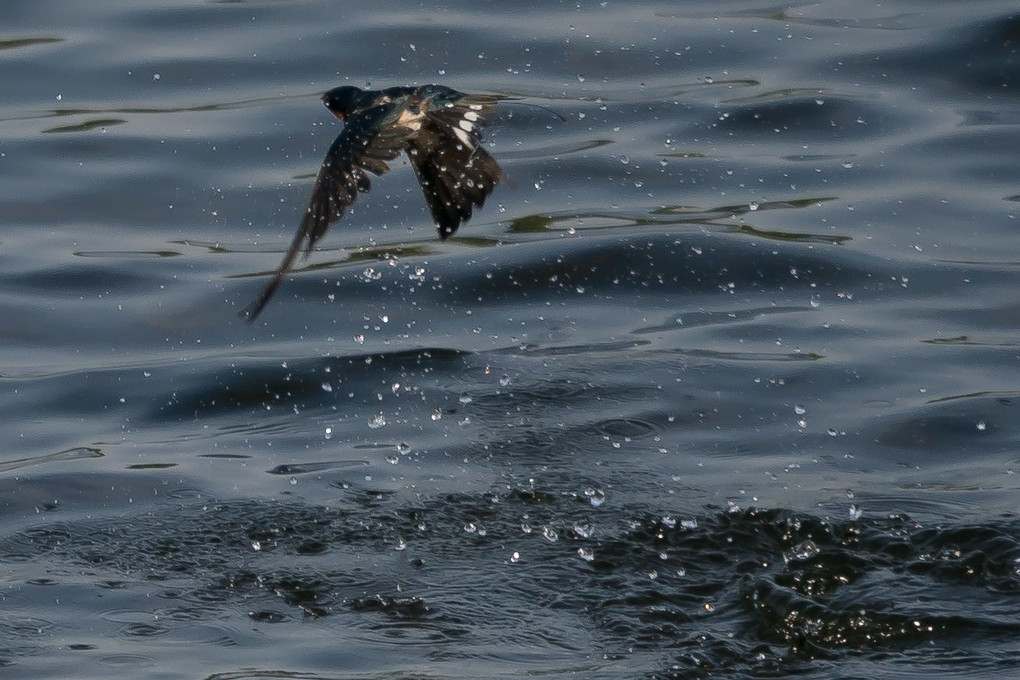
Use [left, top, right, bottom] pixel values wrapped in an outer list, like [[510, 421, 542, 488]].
[[395, 108, 425, 132]]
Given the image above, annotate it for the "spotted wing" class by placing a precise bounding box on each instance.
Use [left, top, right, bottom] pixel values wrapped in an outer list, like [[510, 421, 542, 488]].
[[245, 103, 414, 320], [407, 95, 503, 239]]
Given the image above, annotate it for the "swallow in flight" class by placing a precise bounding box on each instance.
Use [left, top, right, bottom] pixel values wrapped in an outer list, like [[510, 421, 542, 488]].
[[245, 84, 504, 320]]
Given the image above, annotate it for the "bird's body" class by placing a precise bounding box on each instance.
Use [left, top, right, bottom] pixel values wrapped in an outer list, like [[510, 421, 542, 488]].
[[245, 84, 504, 320]]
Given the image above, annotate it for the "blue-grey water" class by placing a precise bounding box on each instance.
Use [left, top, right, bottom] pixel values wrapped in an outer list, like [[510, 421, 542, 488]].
[[2, 1, 1020, 678]]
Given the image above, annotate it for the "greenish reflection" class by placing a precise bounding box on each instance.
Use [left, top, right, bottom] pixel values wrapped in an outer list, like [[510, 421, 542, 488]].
[[0, 446, 103, 473], [0, 37, 62, 51], [43, 118, 126, 134]]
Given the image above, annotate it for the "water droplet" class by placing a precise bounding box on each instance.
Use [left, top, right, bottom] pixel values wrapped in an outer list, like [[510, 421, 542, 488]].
[[577, 547, 595, 562], [499, 375, 511, 387], [251, 540, 261, 551], [794, 405, 806, 416], [458, 393, 473, 405], [430, 409, 443, 421], [573, 522, 595, 539], [289, 476, 298, 486], [848, 505, 863, 521], [680, 518, 698, 530], [977, 420, 987, 431], [367, 412, 387, 430], [541, 526, 559, 542], [324, 426, 333, 440], [510, 551, 521, 563], [321, 382, 333, 392], [394, 537, 406, 551], [661, 516, 677, 528], [784, 540, 819, 563], [749, 201, 759, 211], [584, 488, 606, 507], [396, 442, 411, 454]]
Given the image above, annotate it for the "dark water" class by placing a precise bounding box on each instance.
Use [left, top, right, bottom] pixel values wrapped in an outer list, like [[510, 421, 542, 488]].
[[2, 1, 1020, 677]]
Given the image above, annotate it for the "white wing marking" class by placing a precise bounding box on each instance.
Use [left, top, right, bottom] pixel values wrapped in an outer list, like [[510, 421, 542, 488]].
[[453, 126, 472, 147]]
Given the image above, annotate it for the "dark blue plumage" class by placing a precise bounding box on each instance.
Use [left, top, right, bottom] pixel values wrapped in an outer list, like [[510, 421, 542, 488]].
[[246, 84, 504, 320]]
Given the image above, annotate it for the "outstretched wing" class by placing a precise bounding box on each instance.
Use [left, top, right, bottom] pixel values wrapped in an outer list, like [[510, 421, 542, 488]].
[[407, 94, 503, 239], [245, 103, 414, 320]]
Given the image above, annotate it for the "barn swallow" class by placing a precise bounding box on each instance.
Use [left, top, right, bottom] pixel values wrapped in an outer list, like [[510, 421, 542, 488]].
[[244, 84, 504, 320]]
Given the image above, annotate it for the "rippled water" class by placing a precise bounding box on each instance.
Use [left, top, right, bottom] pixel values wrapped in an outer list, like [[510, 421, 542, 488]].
[[2, 1, 1020, 678]]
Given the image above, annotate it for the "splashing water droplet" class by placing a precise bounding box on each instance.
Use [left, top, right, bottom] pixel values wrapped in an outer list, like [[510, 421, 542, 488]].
[[367, 412, 387, 430], [784, 540, 820, 563]]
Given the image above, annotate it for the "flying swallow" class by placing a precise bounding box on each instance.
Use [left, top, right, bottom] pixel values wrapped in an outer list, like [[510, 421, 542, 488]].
[[245, 84, 504, 320]]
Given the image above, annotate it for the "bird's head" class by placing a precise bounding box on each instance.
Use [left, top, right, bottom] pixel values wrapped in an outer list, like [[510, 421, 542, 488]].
[[321, 86, 363, 120]]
